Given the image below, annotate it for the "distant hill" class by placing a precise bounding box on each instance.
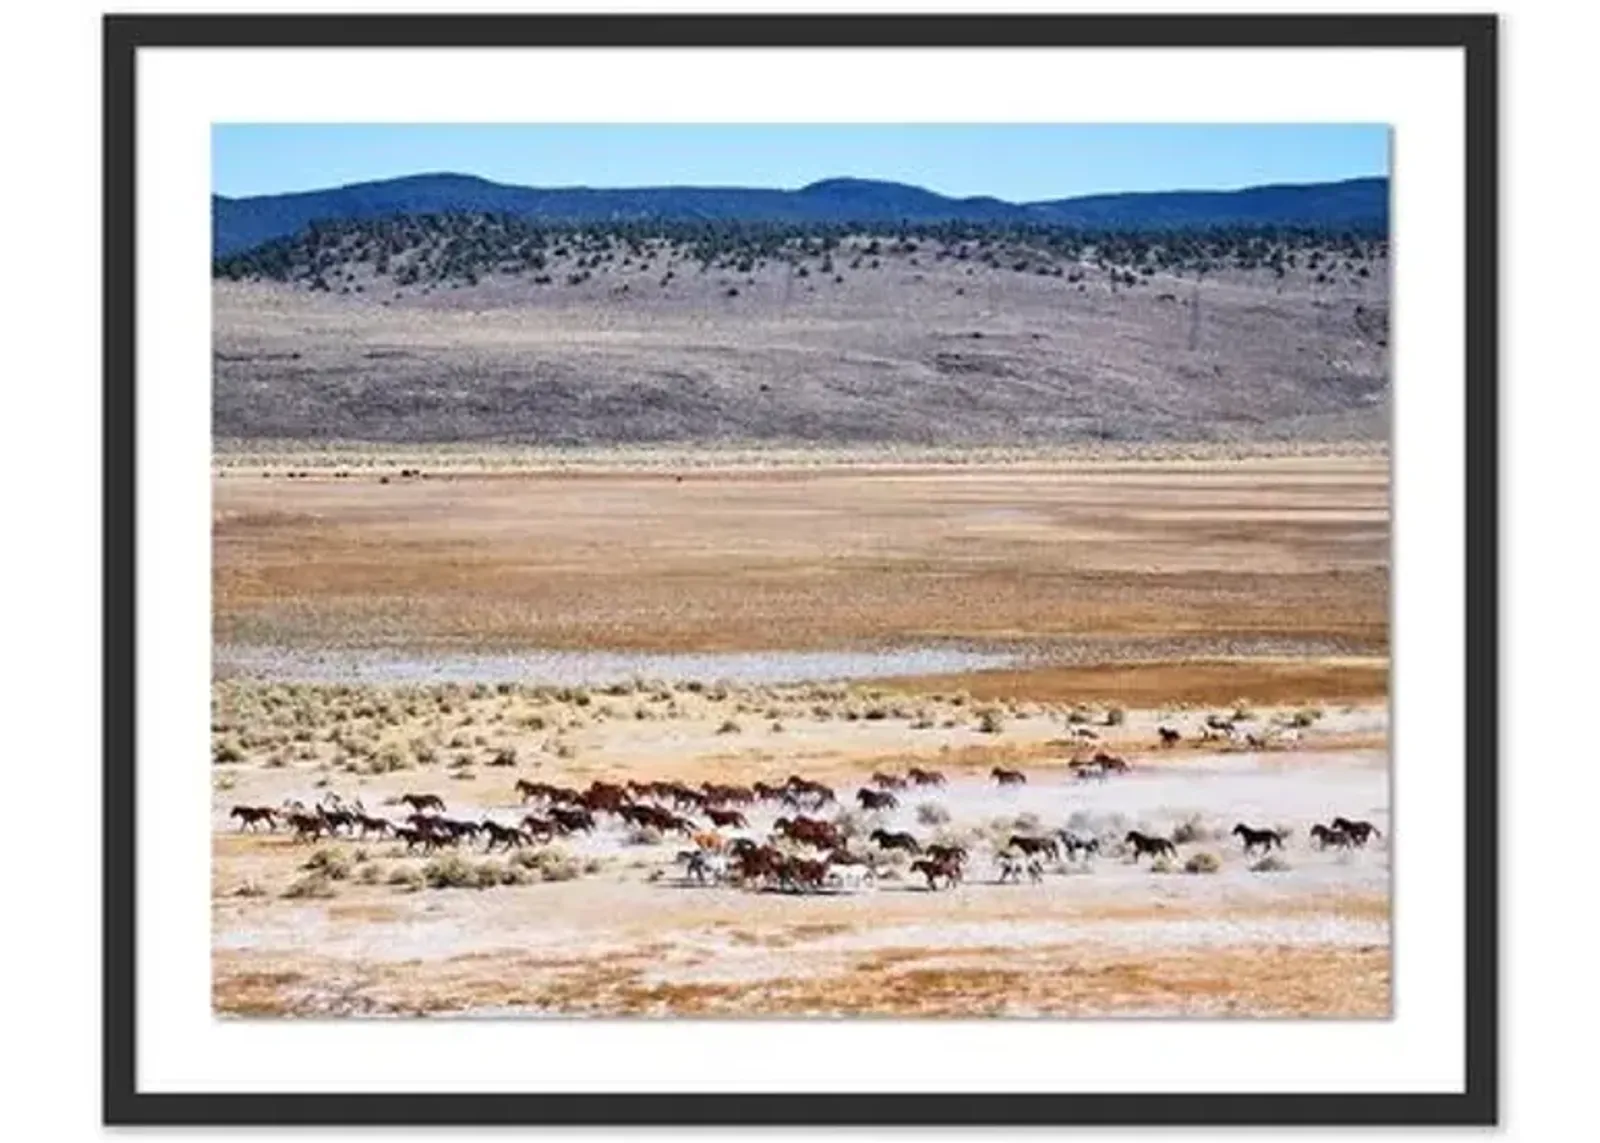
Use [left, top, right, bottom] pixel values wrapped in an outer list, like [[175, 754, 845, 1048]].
[[213, 173, 1388, 256]]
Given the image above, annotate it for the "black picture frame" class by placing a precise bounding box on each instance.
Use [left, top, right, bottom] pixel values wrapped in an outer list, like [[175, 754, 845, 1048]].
[[103, 11, 1498, 1126]]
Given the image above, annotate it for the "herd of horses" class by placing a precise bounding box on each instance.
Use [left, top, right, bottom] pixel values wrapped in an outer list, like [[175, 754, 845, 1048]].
[[227, 757, 1383, 894]]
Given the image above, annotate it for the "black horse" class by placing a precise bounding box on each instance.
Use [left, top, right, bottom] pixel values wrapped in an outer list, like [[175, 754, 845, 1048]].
[[229, 805, 277, 832], [1331, 817, 1381, 846], [1231, 823, 1286, 854], [1056, 831, 1100, 860], [869, 828, 920, 854], [1124, 830, 1177, 862], [1310, 823, 1353, 850], [1008, 834, 1060, 861]]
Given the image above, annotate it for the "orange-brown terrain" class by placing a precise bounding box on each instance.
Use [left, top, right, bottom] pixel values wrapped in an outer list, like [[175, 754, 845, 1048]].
[[211, 451, 1389, 1018]]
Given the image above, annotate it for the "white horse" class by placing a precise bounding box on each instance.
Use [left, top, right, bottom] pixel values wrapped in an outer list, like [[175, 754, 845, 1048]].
[[825, 863, 876, 893], [677, 850, 728, 885], [996, 853, 1044, 885]]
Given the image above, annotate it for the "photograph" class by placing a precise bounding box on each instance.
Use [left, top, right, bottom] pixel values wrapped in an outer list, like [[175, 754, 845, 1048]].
[[208, 121, 1394, 1020]]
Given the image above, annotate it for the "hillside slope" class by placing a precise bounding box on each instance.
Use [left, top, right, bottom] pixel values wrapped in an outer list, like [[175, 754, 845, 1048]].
[[214, 222, 1388, 447]]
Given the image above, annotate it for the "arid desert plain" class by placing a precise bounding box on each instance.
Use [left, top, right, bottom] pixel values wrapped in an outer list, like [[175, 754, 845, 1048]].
[[212, 449, 1390, 1017]]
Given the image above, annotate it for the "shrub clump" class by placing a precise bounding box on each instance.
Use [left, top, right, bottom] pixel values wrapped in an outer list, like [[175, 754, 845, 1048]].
[[212, 737, 246, 764], [1171, 815, 1215, 844], [916, 801, 951, 826], [302, 847, 352, 880], [282, 872, 337, 899], [976, 709, 1005, 734], [716, 719, 742, 735], [422, 854, 481, 889], [1251, 855, 1292, 873], [387, 866, 425, 892], [1184, 851, 1223, 875], [512, 846, 582, 882]]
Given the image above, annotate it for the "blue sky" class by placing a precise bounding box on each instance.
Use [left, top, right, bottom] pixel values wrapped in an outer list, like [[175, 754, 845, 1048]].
[[213, 124, 1389, 201]]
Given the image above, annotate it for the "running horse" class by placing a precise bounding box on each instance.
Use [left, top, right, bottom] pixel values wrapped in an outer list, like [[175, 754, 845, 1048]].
[[1124, 830, 1177, 862], [1231, 823, 1286, 854], [1331, 817, 1381, 847], [229, 805, 277, 832]]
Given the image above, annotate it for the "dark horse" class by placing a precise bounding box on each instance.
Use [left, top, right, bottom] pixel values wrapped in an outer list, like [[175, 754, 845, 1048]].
[[1311, 823, 1353, 850], [857, 788, 899, 811], [1231, 823, 1286, 854], [1124, 830, 1177, 862], [480, 820, 527, 851], [229, 805, 277, 832], [910, 855, 963, 890], [925, 843, 968, 866], [906, 767, 946, 787], [1008, 834, 1060, 861], [869, 828, 920, 854], [400, 792, 446, 814], [1158, 726, 1182, 747], [1331, 817, 1381, 846], [353, 813, 393, 839], [550, 807, 596, 835], [991, 766, 1026, 786], [1055, 831, 1100, 860]]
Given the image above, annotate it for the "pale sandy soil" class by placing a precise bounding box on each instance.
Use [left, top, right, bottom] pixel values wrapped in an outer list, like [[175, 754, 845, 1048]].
[[213, 688, 1389, 1018]]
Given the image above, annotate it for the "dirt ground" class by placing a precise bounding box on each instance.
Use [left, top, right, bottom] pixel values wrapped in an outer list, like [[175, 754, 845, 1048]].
[[214, 452, 1388, 669], [212, 452, 1389, 1017]]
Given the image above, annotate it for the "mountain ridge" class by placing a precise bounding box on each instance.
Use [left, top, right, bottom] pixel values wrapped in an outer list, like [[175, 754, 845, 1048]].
[[213, 173, 1388, 256]]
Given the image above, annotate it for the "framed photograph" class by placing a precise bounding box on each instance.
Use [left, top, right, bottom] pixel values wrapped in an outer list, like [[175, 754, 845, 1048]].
[[104, 11, 1497, 1126]]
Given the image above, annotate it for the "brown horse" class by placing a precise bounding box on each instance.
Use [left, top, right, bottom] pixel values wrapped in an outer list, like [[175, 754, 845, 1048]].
[[778, 857, 829, 893], [1092, 752, 1130, 774], [393, 825, 437, 853], [772, 816, 841, 851], [906, 767, 946, 787], [519, 815, 556, 843], [991, 766, 1026, 786], [400, 792, 445, 814], [870, 771, 908, 790], [1158, 726, 1182, 747], [925, 843, 968, 867], [1124, 831, 1177, 862], [730, 843, 785, 888], [229, 805, 277, 832], [353, 813, 392, 839], [701, 782, 754, 806], [910, 855, 963, 890], [706, 808, 748, 830], [286, 812, 326, 842]]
